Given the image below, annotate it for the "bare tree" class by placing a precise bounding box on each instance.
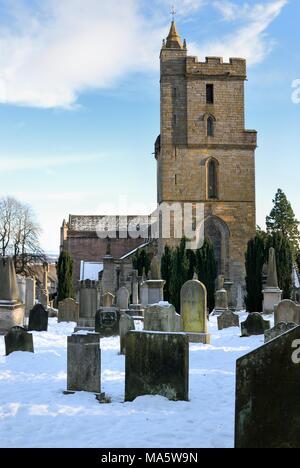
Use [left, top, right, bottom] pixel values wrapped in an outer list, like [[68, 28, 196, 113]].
[[0, 196, 46, 275]]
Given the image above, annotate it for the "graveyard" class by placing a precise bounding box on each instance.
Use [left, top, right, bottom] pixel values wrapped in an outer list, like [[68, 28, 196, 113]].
[[0, 1, 299, 451]]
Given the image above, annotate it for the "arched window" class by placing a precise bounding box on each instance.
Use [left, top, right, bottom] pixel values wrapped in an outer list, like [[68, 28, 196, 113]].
[[208, 159, 218, 199], [207, 116, 214, 137]]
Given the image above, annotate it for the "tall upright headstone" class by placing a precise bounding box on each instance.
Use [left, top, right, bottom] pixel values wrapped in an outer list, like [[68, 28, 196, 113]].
[[25, 277, 36, 316], [180, 278, 210, 343], [0, 257, 25, 333], [78, 279, 99, 328], [40, 262, 50, 308], [5, 326, 34, 356], [116, 287, 130, 310], [17, 276, 26, 304], [119, 314, 135, 355], [125, 331, 189, 402], [262, 247, 282, 314], [66, 333, 101, 395], [235, 325, 300, 448]]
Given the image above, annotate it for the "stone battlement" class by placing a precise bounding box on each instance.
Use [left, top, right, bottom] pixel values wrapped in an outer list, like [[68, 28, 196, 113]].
[[186, 56, 246, 78]]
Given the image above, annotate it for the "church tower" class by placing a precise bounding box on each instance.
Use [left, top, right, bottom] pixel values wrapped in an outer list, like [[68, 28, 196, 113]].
[[155, 21, 257, 304]]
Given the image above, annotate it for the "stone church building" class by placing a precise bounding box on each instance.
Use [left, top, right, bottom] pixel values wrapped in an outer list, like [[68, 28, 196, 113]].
[[60, 21, 257, 306]]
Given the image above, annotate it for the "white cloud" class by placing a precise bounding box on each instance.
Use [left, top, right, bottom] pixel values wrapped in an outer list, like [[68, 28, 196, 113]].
[[198, 0, 288, 65], [0, 154, 99, 172], [0, 0, 164, 109], [0, 0, 287, 109]]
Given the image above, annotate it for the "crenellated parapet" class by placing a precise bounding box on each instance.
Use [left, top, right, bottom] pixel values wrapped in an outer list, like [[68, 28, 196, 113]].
[[186, 56, 247, 79]]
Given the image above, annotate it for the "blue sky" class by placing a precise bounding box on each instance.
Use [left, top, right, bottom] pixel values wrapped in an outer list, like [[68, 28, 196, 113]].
[[0, 0, 299, 252]]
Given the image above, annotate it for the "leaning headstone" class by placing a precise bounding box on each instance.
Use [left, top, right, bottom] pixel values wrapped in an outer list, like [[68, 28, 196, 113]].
[[241, 313, 270, 337], [0, 257, 25, 333], [5, 326, 34, 356], [95, 308, 119, 337], [125, 331, 189, 402], [262, 247, 282, 314], [66, 333, 101, 394], [217, 310, 239, 331], [58, 298, 79, 323], [116, 287, 130, 310], [144, 304, 179, 332], [274, 299, 300, 325], [28, 304, 48, 332], [235, 325, 300, 448], [180, 278, 210, 343], [264, 322, 297, 343], [119, 314, 135, 355]]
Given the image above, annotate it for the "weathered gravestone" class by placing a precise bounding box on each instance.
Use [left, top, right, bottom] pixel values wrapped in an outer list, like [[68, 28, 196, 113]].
[[119, 314, 135, 355], [66, 333, 101, 394], [95, 308, 119, 337], [78, 279, 99, 328], [263, 247, 282, 314], [217, 310, 239, 331], [28, 304, 48, 332], [235, 325, 300, 448], [144, 304, 181, 332], [116, 287, 130, 310], [275, 299, 300, 325], [103, 291, 114, 308], [125, 331, 189, 402], [5, 326, 34, 356], [0, 257, 25, 333], [180, 278, 210, 343], [241, 313, 270, 337], [264, 322, 297, 343], [58, 298, 79, 323]]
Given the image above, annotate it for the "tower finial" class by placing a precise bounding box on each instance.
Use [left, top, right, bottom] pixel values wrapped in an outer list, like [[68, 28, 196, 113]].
[[171, 5, 176, 22]]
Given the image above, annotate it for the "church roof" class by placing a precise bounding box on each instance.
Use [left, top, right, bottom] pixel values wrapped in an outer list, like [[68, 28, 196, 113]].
[[166, 21, 183, 49], [68, 215, 151, 233]]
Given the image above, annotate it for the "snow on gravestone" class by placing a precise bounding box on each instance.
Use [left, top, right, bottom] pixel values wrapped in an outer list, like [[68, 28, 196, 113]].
[[28, 304, 48, 332], [125, 331, 189, 402], [67, 333, 101, 394], [235, 325, 300, 448], [144, 304, 180, 332], [58, 298, 79, 323], [180, 278, 210, 343], [5, 326, 34, 356]]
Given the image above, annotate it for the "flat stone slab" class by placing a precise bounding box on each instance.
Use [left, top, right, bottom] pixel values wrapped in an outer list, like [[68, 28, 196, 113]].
[[125, 331, 189, 402], [235, 325, 300, 448]]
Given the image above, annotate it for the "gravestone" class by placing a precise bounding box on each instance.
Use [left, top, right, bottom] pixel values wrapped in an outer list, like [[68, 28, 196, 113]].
[[78, 279, 99, 328], [140, 280, 166, 306], [5, 326, 34, 356], [144, 304, 180, 332], [95, 308, 119, 337], [274, 299, 300, 325], [235, 325, 300, 448], [217, 310, 239, 331], [28, 304, 48, 332], [67, 333, 101, 394], [116, 287, 130, 310], [17, 276, 26, 304], [264, 322, 297, 343], [150, 255, 161, 280], [262, 247, 282, 314], [103, 291, 114, 308], [180, 278, 210, 343], [211, 288, 229, 316], [125, 331, 189, 402], [0, 257, 25, 333], [119, 314, 135, 355], [25, 277, 36, 316], [58, 298, 79, 323], [241, 313, 270, 337], [131, 270, 139, 306]]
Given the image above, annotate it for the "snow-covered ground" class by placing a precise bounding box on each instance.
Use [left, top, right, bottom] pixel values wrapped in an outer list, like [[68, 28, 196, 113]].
[[0, 314, 273, 448]]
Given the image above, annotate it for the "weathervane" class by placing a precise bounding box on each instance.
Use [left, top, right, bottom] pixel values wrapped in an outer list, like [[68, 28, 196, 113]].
[[171, 5, 176, 21]]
